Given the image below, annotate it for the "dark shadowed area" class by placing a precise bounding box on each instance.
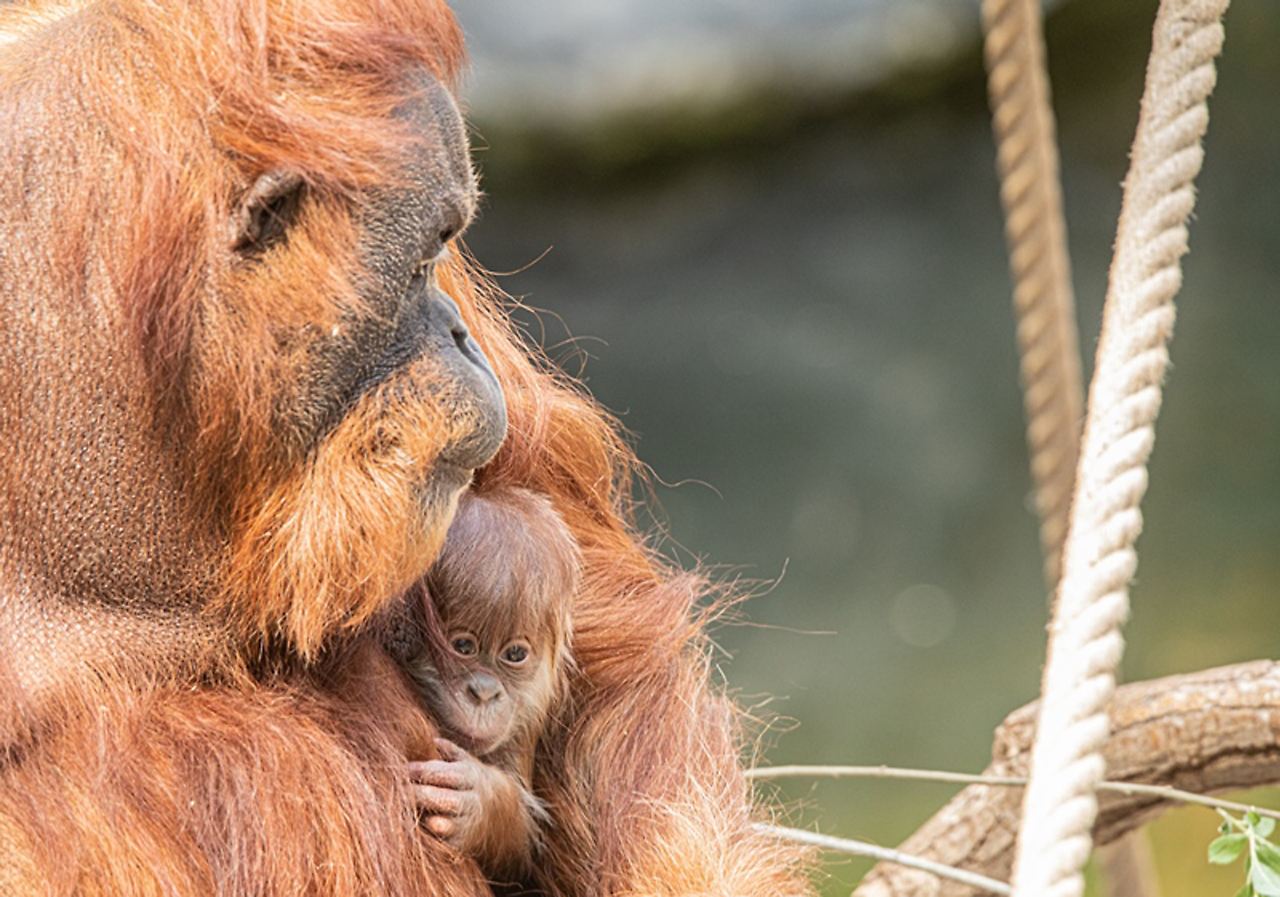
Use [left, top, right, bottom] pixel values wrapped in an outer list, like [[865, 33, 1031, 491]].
[[454, 1, 1280, 893]]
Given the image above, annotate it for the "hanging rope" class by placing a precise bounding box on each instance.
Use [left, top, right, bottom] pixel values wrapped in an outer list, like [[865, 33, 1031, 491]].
[[981, 0, 1084, 590], [1009, 2, 1229, 896], [981, 4, 1165, 897]]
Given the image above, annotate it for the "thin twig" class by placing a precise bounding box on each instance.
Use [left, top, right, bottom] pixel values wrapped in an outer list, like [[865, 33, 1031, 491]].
[[748, 765, 1025, 786], [754, 824, 1011, 895], [747, 765, 1280, 822]]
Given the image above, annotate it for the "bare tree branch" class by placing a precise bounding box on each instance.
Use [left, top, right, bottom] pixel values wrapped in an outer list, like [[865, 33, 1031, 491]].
[[749, 765, 1280, 821], [754, 825, 1010, 895], [850, 660, 1280, 897]]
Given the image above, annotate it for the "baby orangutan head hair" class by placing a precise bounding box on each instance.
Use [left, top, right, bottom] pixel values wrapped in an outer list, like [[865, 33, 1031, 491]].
[[405, 487, 579, 758]]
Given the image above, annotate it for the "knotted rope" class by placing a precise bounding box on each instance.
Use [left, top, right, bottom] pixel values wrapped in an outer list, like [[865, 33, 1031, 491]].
[[981, 0, 1084, 590], [1008, 3, 1229, 897]]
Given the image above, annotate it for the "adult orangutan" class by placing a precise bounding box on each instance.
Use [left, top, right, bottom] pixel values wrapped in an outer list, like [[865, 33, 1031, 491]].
[[0, 1, 811, 895]]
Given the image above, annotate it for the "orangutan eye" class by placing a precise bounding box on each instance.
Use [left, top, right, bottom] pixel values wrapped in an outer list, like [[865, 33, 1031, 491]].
[[415, 257, 437, 281], [418, 228, 455, 275], [450, 634, 478, 657], [500, 641, 531, 666]]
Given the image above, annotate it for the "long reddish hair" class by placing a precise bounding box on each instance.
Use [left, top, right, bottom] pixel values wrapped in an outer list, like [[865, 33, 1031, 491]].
[[0, 1, 813, 892]]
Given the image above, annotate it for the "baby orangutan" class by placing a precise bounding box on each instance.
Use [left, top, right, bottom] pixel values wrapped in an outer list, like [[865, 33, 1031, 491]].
[[401, 487, 578, 880]]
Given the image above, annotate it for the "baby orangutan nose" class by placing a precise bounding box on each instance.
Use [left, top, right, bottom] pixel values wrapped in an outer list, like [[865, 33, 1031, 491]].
[[466, 671, 503, 705]]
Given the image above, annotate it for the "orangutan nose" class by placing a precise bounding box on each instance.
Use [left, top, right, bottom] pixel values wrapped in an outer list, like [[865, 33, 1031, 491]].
[[466, 671, 503, 705]]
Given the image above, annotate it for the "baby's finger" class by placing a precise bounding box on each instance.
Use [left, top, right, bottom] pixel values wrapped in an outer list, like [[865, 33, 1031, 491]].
[[412, 784, 464, 816], [425, 815, 456, 839], [408, 760, 471, 790], [434, 737, 465, 761]]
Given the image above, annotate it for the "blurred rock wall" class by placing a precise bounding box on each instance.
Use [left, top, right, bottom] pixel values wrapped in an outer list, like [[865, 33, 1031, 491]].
[[454, 0, 993, 129]]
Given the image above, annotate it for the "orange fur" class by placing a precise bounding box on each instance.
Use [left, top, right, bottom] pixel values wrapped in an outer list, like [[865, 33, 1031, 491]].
[[0, 1, 813, 894], [0, 650, 487, 897], [404, 488, 580, 879], [221, 362, 479, 656]]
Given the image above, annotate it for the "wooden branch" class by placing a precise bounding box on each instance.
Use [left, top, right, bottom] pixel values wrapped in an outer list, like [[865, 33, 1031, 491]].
[[851, 660, 1280, 897]]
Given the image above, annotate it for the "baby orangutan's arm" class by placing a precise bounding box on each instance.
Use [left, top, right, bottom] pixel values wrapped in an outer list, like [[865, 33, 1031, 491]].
[[409, 738, 543, 879]]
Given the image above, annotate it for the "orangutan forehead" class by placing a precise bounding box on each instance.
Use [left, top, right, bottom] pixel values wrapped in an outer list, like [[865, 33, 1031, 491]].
[[442, 494, 579, 588], [434, 545, 570, 637], [430, 489, 580, 636], [1, 0, 467, 187]]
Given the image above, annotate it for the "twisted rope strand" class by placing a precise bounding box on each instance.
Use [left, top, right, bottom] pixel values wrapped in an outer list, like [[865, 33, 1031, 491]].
[[983, 8, 1163, 892], [1009, 4, 1229, 897], [981, 0, 1084, 589]]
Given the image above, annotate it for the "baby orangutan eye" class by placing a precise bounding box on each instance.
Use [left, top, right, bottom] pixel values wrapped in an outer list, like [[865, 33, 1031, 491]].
[[449, 633, 478, 657], [500, 641, 531, 667]]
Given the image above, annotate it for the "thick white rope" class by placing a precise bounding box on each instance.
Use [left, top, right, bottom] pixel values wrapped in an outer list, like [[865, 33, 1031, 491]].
[[981, 5, 1163, 896], [1009, 3, 1229, 897], [981, 0, 1084, 590]]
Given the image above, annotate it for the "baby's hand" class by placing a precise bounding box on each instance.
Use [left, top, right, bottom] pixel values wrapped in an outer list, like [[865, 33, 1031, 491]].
[[408, 737, 495, 848]]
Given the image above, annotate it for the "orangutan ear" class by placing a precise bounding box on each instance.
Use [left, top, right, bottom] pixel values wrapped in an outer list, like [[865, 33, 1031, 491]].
[[231, 169, 306, 253]]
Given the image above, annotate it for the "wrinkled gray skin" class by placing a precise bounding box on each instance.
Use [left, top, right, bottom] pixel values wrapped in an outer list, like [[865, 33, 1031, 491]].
[[0, 71, 506, 705], [287, 77, 506, 466]]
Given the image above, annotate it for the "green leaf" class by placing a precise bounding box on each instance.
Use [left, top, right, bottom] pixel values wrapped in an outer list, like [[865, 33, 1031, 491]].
[[1258, 818, 1277, 839], [1250, 812, 1264, 828], [1236, 882, 1257, 897], [1250, 842, 1280, 897], [1211, 834, 1249, 864], [1257, 840, 1280, 868]]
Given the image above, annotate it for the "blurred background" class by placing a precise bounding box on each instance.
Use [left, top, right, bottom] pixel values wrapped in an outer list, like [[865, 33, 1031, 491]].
[[451, 1, 1280, 894]]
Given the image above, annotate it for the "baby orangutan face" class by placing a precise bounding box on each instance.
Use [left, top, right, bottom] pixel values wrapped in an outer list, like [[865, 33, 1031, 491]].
[[402, 487, 576, 760], [416, 612, 558, 757], [400, 489, 578, 872], [403, 585, 566, 864]]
